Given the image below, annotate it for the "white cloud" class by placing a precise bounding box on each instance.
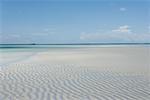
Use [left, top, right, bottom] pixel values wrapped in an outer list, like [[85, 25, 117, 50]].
[[32, 28, 56, 36], [80, 32, 150, 42], [80, 32, 101, 40], [80, 26, 150, 42], [112, 25, 131, 33], [120, 7, 127, 11], [79, 32, 110, 41]]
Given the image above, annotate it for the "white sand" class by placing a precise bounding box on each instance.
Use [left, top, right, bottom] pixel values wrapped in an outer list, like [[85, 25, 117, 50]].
[[0, 46, 150, 100]]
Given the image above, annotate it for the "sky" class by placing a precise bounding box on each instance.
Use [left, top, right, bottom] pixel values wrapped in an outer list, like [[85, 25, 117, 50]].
[[0, 0, 150, 44]]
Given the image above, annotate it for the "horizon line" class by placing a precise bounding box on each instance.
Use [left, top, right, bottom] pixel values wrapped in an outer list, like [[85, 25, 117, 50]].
[[0, 43, 150, 45]]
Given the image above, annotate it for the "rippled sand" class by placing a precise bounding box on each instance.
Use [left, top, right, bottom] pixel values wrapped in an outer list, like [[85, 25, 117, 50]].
[[0, 46, 150, 100]]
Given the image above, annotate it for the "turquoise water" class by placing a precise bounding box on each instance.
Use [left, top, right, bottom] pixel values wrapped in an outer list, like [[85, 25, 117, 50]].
[[0, 44, 149, 53]]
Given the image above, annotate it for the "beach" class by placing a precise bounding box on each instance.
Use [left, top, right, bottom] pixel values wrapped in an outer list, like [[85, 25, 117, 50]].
[[0, 46, 150, 100]]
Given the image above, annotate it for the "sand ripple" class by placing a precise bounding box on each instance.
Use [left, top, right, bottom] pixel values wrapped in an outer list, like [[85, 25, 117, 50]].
[[0, 64, 150, 100]]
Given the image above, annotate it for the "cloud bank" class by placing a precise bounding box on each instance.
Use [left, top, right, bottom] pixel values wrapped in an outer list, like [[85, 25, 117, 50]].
[[112, 25, 131, 33], [80, 25, 150, 43]]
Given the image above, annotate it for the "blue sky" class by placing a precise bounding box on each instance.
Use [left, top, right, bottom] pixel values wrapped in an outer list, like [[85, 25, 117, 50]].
[[0, 0, 150, 44]]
